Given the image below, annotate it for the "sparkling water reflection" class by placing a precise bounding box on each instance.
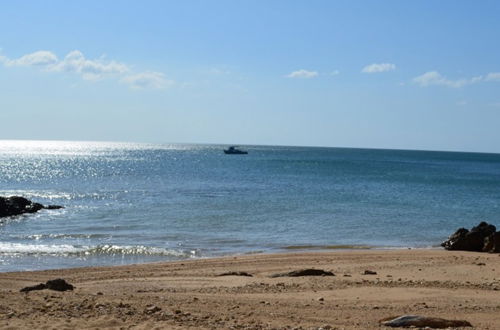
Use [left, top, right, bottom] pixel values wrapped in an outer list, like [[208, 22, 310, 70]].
[[1, 140, 500, 271]]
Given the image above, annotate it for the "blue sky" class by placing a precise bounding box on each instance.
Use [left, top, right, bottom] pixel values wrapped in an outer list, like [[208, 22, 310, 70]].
[[1, 0, 500, 152]]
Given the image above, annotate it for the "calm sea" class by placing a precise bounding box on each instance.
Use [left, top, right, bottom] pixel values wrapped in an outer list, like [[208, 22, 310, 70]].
[[1, 140, 499, 272]]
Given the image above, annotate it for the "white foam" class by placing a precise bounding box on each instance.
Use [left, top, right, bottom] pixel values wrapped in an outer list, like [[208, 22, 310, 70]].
[[0, 242, 83, 255], [82, 244, 196, 257], [0, 242, 199, 258]]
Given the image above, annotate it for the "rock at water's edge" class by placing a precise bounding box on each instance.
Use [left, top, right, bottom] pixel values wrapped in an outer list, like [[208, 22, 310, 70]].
[[0, 196, 63, 218], [483, 231, 500, 253], [441, 221, 498, 253]]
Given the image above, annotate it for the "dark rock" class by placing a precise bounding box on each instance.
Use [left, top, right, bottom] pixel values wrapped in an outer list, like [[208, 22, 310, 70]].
[[441, 222, 497, 252], [471, 221, 496, 234], [380, 315, 472, 328], [0, 196, 63, 218], [45, 278, 74, 291], [45, 205, 64, 210], [363, 270, 377, 275], [483, 232, 500, 253], [0, 196, 33, 217], [270, 269, 335, 278], [218, 271, 253, 277], [25, 202, 44, 213], [20, 278, 74, 293]]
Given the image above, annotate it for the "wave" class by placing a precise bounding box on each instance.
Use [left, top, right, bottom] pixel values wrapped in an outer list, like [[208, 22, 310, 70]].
[[81, 245, 198, 257], [0, 242, 199, 258], [21, 233, 111, 240], [0, 242, 80, 255]]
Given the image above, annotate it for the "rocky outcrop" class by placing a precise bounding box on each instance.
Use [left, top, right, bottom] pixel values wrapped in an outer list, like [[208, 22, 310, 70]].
[[0, 196, 63, 218], [483, 231, 500, 253], [441, 222, 499, 253]]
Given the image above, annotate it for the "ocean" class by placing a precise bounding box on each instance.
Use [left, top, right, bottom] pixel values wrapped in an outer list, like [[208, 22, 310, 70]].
[[1, 140, 499, 272]]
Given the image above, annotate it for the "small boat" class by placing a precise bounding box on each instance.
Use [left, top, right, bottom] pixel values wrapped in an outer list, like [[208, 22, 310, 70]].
[[224, 146, 248, 155]]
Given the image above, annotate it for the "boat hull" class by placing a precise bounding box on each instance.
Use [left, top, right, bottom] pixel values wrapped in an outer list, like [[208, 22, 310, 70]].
[[224, 150, 248, 154]]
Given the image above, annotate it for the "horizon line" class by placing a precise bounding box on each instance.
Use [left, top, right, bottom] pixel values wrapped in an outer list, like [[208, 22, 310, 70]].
[[1, 138, 499, 156]]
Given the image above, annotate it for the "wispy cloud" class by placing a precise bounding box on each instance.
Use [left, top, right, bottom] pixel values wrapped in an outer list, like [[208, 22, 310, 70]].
[[49, 50, 128, 80], [286, 69, 318, 79], [1, 49, 171, 89], [413, 71, 486, 88], [2, 50, 58, 66], [330, 70, 340, 76], [121, 72, 173, 89], [485, 72, 500, 81], [413, 71, 470, 88], [361, 63, 396, 73]]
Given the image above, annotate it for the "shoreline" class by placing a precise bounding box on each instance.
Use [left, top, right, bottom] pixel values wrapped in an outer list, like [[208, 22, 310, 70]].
[[1, 244, 443, 274], [1, 249, 499, 329]]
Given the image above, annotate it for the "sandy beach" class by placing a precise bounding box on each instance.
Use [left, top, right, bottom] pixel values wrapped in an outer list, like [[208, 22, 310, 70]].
[[0, 249, 499, 329]]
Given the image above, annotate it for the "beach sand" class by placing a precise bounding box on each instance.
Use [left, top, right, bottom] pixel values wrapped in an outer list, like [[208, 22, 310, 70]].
[[0, 249, 499, 329]]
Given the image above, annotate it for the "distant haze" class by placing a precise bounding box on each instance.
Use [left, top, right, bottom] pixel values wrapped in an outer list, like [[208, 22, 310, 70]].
[[1, 1, 500, 153]]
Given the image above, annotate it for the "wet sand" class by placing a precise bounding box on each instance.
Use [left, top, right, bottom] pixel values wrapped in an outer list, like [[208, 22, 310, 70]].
[[0, 249, 499, 329]]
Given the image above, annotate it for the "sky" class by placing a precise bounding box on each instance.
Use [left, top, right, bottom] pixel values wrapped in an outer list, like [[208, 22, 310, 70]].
[[1, 0, 500, 153]]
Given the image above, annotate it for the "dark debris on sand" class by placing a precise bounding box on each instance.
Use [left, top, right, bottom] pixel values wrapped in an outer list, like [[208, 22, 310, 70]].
[[270, 269, 335, 278], [20, 279, 75, 293], [380, 314, 472, 328], [218, 271, 253, 277]]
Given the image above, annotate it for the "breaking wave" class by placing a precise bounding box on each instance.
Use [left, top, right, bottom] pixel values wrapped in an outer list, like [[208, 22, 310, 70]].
[[0, 242, 199, 258]]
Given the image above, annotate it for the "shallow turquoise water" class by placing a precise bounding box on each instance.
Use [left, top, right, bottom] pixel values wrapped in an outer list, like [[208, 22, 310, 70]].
[[1, 140, 499, 271]]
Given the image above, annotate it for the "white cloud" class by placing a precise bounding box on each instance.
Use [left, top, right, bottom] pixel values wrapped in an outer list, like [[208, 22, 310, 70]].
[[361, 63, 396, 73], [413, 71, 480, 88], [485, 72, 500, 81], [49, 50, 128, 80], [1, 49, 170, 89], [470, 75, 484, 84], [330, 70, 340, 76], [3, 50, 58, 66], [286, 69, 318, 79], [121, 71, 173, 89]]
